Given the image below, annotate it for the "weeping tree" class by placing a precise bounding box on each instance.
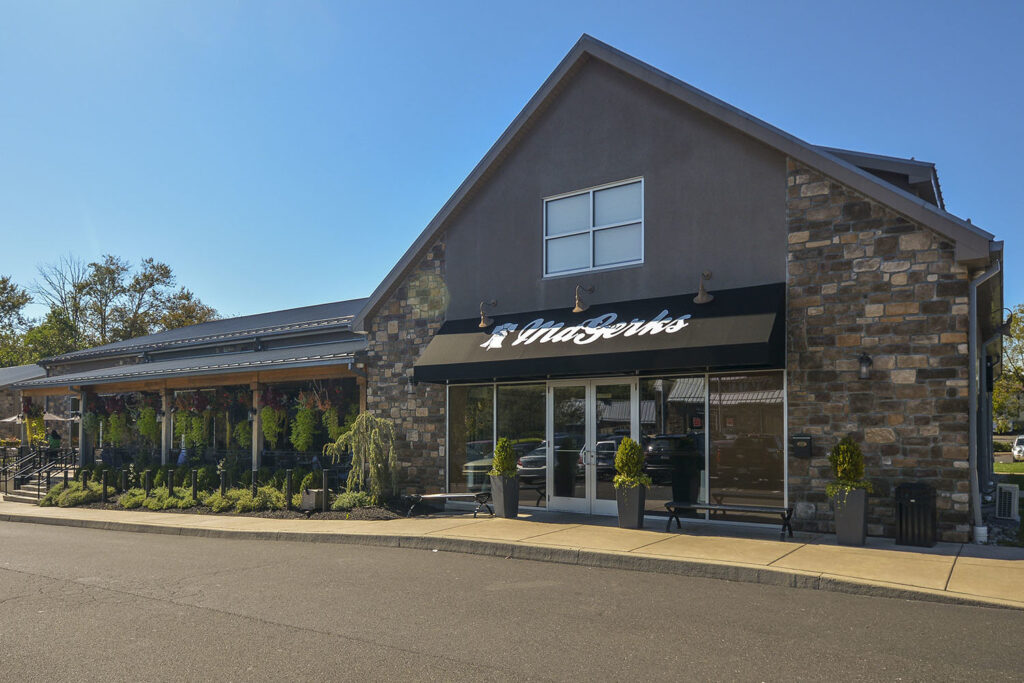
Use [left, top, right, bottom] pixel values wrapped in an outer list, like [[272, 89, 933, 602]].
[[323, 412, 397, 504]]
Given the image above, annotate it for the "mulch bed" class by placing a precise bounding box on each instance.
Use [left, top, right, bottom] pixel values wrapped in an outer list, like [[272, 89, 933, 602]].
[[73, 499, 401, 520]]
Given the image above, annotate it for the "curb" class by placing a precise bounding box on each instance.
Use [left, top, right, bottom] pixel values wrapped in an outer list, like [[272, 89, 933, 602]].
[[1, 511, 1019, 611]]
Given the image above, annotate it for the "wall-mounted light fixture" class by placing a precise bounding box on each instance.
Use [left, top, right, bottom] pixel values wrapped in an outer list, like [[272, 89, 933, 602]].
[[478, 300, 497, 328], [247, 408, 256, 423], [858, 353, 873, 380], [693, 271, 714, 304], [573, 285, 595, 313]]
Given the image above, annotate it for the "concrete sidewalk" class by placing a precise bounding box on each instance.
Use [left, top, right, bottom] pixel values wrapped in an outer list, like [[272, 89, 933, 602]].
[[1, 501, 1022, 610]]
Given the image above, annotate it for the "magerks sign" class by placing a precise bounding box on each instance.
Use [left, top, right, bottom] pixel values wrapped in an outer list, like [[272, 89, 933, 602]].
[[480, 311, 692, 350]]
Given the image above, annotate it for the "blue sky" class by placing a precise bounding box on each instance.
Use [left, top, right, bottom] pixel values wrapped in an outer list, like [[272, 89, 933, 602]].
[[2, 1, 1022, 320]]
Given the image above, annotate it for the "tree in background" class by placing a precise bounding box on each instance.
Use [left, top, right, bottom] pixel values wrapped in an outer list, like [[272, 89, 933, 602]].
[[0, 276, 32, 366], [993, 302, 1024, 432], [0, 253, 219, 367]]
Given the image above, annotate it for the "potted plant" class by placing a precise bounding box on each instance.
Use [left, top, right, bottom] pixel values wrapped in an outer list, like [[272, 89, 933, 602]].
[[488, 437, 519, 518], [613, 437, 651, 529], [827, 435, 873, 546]]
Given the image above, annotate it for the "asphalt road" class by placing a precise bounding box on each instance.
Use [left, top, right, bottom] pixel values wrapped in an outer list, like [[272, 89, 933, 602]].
[[0, 523, 1021, 682]]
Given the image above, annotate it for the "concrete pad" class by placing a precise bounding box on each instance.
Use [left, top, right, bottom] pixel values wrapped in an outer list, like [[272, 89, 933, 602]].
[[946, 561, 1024, 605], [522, 524, 668, 552], [636, 534, 800, 566], [773, 544, 954, 591], [430, 518, 584, 542], [957, 544, 1024, 562]]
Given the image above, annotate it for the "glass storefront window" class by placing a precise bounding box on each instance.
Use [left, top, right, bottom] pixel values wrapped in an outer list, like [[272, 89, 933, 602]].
[[447, 385, 493, 494], [640, 377, 706, 515], [708, 372, 785, 520], [496, 384, 547, 508]]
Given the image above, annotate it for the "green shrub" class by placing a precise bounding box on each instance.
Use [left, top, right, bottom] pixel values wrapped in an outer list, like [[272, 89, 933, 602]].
[[613, 437, 651, 489], [197, 465, 218, 492], [234, 486, 286, 513], [488, 437, 517, 477], [200, 486, 286, 513], [203, 490, 236, 513], [826, 436, 873, 499], [299, 472, 318, 492], [141, 486, 198, 511], [119, 488, 147, 509], [994, 441, 1012, 453], [331, 490, 373, 510], [39, 480, 114, 507]]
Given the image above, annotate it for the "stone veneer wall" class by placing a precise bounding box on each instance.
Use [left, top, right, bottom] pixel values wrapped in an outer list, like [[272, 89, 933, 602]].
[[786, 159, 972, 542], [357, 241, 448, 494]]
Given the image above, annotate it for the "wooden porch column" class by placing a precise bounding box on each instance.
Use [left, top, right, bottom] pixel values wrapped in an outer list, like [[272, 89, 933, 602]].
[[251, 384, 263, 473], [78, 391, 89, 467], [160, 389, 172, 466]]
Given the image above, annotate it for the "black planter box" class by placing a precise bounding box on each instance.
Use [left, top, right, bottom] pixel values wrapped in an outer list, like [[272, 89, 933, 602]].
[[834, 488, 867, 546], [616, 486, 646, 529], [490, 474, 519, 518]]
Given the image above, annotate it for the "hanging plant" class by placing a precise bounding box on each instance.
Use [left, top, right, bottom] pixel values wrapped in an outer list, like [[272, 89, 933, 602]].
[[27, 416, 46, 446], [189, 410, 212, 451], [323, 412, 397, 504], [82, 412, 100, 436], [209, 388, 231, 412], [290, 406, 320, 452], [174, 393, 194, 413], [260, 387, 286, 411], [107, 412, 129, 447], [260, 406, 287, 448], [191, 391, 210, 414], [232, 421, 252, 449], [137, 407, 159, 446]]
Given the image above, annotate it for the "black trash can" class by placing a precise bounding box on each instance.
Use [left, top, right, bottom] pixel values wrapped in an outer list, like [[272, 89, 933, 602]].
[[895, 483, 936, 547]]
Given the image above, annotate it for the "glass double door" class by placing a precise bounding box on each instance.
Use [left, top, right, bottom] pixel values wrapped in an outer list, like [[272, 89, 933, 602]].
[[547, 378, 638, 515]]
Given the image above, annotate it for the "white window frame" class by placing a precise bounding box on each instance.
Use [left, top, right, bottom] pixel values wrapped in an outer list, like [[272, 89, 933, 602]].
[[542, 177, 644, 277]]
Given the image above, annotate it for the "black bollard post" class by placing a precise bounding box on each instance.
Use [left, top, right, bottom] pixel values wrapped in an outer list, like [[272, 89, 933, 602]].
[[144, 470, 151, 497], [82, 470, 90, 486], [322, 469, 329, 513], [45, 471, 51, 493], [285, 469, 293, 511], [101, 470, 108, 503], [219, 470, 226, 496], [251, 470, 257, 497], [121, 469, 128, 493], [168, 469, 175, 496], [191, 469, 197, 502], [63, 467, 68, 488]]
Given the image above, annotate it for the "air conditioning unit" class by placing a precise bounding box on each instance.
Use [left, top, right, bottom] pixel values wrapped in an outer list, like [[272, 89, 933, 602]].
[[995, 483, 1020, 521]]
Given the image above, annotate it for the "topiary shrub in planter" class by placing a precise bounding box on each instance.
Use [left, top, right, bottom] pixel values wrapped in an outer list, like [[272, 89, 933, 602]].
[[613, 438, 651, 529], [827, 436, 874, 546], [488, 437, 519, 518]]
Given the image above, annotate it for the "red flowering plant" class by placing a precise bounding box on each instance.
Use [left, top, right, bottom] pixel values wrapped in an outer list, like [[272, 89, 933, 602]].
[[209, 388, 231, 412], [260, 387, 287, 411], [174, 392, 195, 414], [191, 391, 210, 414]]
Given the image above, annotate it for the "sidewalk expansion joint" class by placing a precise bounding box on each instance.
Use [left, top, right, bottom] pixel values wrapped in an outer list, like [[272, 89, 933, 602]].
[[943, 543, 964, 592]]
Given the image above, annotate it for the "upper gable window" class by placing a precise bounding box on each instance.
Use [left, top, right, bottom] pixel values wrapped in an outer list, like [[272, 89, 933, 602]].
[[543, 178, 644, 277]]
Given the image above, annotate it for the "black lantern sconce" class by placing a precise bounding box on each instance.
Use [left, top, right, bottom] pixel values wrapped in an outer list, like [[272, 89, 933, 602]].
[[247, 408, 256, 423], [479, 300, 497, 328], [858, 353, 873, 380], [572, 285, 594, 314]]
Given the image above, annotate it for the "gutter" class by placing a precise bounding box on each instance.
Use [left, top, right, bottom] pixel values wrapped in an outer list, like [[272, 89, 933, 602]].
[[968, 258, 1000, 542]]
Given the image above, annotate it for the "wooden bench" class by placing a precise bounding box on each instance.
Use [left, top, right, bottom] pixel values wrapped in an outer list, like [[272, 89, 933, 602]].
[[407, 492, 494, 518], [664, 501, 794, 540]]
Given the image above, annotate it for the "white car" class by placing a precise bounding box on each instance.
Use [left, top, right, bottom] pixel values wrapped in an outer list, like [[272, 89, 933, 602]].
[[1012, 436, 1024, 461]]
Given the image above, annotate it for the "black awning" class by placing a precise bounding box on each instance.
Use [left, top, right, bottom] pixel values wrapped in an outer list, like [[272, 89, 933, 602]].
[[413, 283, 785, 383]]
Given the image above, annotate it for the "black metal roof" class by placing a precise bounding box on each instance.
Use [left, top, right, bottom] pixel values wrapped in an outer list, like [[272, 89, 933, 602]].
[[0, 364, 46, 389], [18, 339, 365, 389], [42, 297, 368, 365]]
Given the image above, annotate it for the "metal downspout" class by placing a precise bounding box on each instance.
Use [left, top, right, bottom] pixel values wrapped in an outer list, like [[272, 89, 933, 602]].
[[968, 259, 1000, 540]]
